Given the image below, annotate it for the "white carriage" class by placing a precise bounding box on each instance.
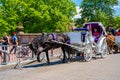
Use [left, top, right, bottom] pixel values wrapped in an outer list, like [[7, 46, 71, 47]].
[[67, 22, 108, 61], [114, 36, 120, 52]]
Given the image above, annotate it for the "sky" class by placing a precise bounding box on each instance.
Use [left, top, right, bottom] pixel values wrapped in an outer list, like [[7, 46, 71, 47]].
[[72, 0, 120, 16]]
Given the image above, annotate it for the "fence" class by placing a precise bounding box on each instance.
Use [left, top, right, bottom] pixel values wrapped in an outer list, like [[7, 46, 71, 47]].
[[17, 33, 42, 44], [0, 44, 35, 65], [0, 44, 62, 65], [0, 33, 64, 65]]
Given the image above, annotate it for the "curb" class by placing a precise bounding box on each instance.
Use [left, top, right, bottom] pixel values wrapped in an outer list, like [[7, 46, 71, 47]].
[[0, 59, 36, 71], [0, 54, 62, 71]]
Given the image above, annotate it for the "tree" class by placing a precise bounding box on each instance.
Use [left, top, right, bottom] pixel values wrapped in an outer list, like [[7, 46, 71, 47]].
[[0, 0, 76, 35], [0, 0, 24, 36], [112, 16, 120, 29], [78, 0, 118, 26]]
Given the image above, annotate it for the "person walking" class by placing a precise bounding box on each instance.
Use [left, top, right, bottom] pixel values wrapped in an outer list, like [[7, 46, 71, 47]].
[[1, 32, 10, 65], [10, 32, 18, 54], [116, 29, 120, 36], [109, 27, 116, 36]]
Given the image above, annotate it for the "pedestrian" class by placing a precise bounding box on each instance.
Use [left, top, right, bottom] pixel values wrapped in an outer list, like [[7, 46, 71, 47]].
[[110, 27, 116, 36], [10, 32, 18, 54], [93, 28, 100, 37], [93, 28, 100, 43], [1, 32, 10, 65], [116, 28, 120, 36]]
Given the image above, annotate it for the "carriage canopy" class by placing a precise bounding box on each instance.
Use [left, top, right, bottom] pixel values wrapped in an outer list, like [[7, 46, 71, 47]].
[[83, 22, 107, 36], [73, 28, 88, 31]]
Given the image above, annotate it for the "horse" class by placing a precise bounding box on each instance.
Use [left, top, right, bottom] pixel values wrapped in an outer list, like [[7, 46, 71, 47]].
[[29, 33, 71, 64], [105, 26, 116, 54], [106, 32, 115, 54]]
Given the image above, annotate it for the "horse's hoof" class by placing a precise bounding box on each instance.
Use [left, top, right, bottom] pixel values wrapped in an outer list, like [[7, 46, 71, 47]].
[[62, 60, 68, 63]]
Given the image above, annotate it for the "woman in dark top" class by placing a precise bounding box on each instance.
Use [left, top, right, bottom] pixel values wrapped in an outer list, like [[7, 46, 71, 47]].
[[2, 33, 10, 50], [1, 33, 10, 65]]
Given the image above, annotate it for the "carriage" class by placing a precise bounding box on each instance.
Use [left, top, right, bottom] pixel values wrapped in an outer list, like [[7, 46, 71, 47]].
[[111, 28, 120, 53], [29, 22, 108, 64], [114, 36, 120, 52], [67, 22, 108, 61]]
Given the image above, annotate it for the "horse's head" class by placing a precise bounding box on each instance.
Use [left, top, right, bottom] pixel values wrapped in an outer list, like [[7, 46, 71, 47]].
[[29, 42, 38, 55], [39, 33, 48, 44], [29, 35, 42, 55]]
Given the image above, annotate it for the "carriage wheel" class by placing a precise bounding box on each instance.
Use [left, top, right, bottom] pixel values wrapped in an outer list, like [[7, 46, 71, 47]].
[[83, 44, 93, 62], [100, 39, 108, 58]]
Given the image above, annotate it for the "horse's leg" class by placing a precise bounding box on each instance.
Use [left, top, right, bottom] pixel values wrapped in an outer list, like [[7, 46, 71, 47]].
[[66, 47, 71, 62], [45, 50, 50, 65], [61, 47, 66, 63], [51, 48, 54, 57], [37, 50, 42, 62], [109, 41, 113, 54], [37, 46, 49, 62], [111, 42, 114, 53], [107, 39, 111, 54]]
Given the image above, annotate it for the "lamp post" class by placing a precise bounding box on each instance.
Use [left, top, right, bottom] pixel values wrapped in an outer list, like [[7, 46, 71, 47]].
[[16, 22, 24, 44], [17, 22, 24, 34]]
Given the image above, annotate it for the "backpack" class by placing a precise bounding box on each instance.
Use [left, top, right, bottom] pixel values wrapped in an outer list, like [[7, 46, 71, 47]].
[[11, 36, 17, 44]]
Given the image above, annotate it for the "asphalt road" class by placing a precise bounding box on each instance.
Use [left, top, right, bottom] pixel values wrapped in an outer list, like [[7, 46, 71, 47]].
[[0, 53, 120, 80]]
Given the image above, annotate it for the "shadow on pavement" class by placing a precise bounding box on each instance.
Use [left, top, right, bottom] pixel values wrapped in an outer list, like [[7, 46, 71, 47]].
[[23, 56, 84, 69], [23, 60, 64, 68], [113, 52, 120, 54]]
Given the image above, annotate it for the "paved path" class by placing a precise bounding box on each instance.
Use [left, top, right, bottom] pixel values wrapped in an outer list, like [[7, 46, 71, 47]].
[[0, 53, 120, 80], [0, 47, 63, 71]]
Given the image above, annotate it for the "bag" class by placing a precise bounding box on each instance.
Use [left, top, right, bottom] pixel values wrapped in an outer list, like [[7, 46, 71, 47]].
[[11, 36, 17, 44]]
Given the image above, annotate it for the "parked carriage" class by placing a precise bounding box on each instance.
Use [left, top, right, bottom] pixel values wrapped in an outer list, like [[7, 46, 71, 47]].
[[83, 22, 108, 57], [66, 22, 108, 61], [105, 27, 120, 53], [113, 28, 120, 52], [29, 22, 108, 64], [114, 36, 120, 52]]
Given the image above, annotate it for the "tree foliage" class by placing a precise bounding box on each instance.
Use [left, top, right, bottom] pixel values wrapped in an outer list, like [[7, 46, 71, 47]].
[[112, 16, 120, 29], [76, 0, 118, 26], [0, 0, 76, 36]]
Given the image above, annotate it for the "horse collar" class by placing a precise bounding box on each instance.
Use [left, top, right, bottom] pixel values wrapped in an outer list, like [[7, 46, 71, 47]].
[[51, 33, 57, 40]]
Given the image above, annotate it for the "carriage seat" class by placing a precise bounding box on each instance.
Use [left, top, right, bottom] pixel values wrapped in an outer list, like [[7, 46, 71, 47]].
[[81, 32, 87, 43]]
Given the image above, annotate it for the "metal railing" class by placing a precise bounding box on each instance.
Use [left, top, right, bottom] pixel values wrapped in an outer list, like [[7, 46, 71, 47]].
[[0, 43, 35, 65]]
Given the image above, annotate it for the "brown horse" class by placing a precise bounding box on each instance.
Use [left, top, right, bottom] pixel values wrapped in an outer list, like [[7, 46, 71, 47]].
[[106, 33, 115, 54], [29, 33, 71, 64]]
